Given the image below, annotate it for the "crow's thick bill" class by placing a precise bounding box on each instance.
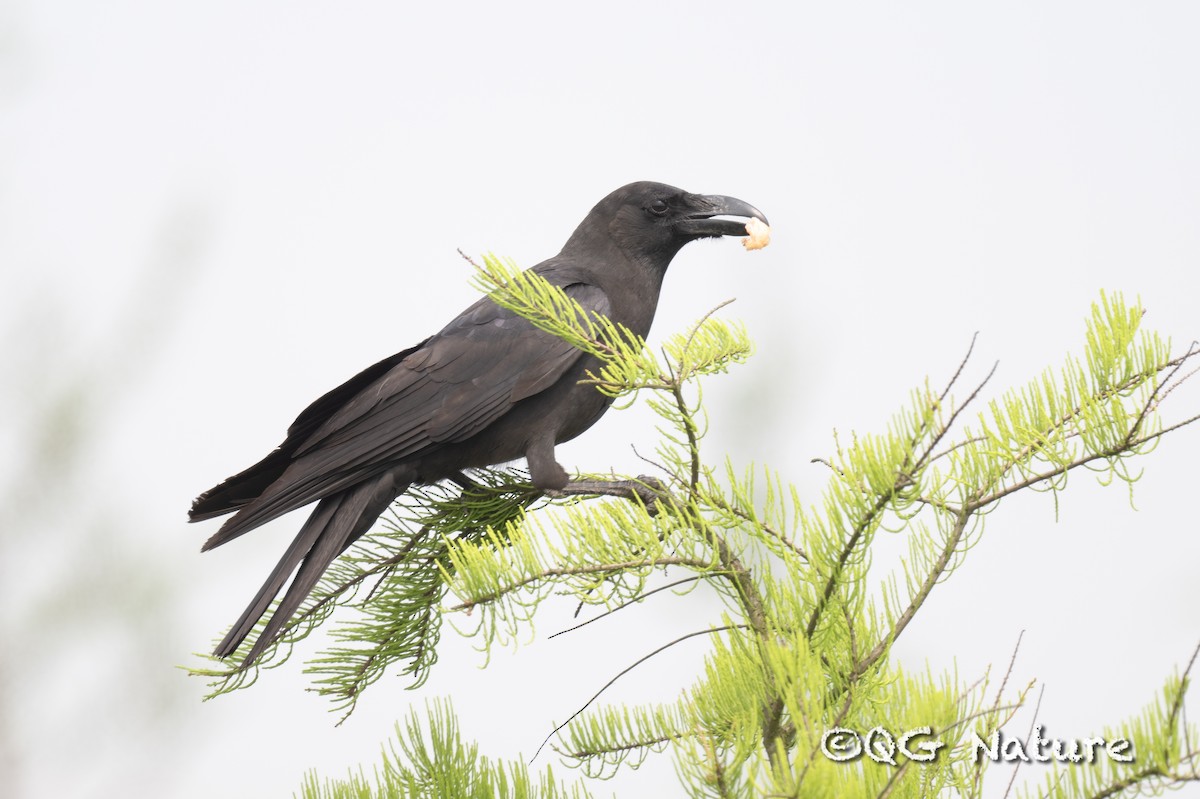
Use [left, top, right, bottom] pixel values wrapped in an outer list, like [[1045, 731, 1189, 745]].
[[191, 181, 768, 664]]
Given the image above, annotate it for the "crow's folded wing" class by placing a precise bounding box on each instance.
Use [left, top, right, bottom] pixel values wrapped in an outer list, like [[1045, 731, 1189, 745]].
[[201, 282, 609, 549]]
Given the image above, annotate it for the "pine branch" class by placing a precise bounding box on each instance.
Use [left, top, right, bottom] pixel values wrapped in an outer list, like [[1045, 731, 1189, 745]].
[[257, 277, 1200, 799], [850, 505, 972, 680], [444, 555, 716, 614], [802, 349, 992, 642]]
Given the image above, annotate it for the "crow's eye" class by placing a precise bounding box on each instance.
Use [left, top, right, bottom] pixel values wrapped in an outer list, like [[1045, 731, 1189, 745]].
[[648, 199, 669, 217]]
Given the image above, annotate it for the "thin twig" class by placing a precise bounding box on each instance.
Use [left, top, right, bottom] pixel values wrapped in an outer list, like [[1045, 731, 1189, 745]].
[[530, 625, 745, 762], [1123, 341, 1198, 448], [1156, 342, 1200, 405], [682, 297, 738, 357], [912, 359, 999, 472], [1002, 683, 1045, 799], [629, 444, 675, 483], [456, 247, 479, 268], [809, 457, 841, 474], [447, 555, 715, 613], [548, 576, 708, 639], [708, 494, 808, 561], [971, 631, 1026, 797], [850, 506, 973, 679], [1164, 641, 1200, 767]]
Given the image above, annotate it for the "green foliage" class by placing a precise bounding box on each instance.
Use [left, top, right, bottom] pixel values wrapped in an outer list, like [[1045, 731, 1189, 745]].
[[189, 470, 546, 720], [297, 698, 594, 799], [1026, 650, 1197, 798], [190, 257, 1200, 797]]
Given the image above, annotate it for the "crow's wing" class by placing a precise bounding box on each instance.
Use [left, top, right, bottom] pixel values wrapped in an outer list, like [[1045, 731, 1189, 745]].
[[201, 282, 608, 550], [189, 341, 428, 522]]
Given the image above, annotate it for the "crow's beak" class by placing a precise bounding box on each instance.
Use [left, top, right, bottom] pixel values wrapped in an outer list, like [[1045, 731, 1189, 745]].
[[676, 194, 769, 237]]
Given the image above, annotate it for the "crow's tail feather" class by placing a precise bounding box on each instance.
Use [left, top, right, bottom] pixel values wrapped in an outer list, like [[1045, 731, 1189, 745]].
[[214, 471, 411, 664], [189, 448, 294, 522]]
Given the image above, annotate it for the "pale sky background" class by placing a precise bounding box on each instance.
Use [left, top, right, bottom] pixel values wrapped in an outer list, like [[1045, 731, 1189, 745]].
[[2, 2, 1199, 797]]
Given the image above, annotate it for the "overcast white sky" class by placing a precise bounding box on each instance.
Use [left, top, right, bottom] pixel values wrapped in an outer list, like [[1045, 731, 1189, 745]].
[[2, 2, 1199, 797]]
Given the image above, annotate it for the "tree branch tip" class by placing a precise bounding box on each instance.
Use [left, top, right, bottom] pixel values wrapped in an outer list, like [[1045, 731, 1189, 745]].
[[456, 247, 480, 268]]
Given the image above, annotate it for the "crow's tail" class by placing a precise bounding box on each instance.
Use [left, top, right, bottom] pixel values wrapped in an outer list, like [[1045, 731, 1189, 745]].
[[215, 470, 410, 664]]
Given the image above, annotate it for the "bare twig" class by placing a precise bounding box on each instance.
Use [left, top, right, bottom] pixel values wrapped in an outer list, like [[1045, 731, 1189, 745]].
[[1164, 642, 1200, 767], [682, 298, 738, 356], [971, 631, 1026, 797], [912, 360, 998, 471], [1002, 683, 1045, 799], [531, 625, 745, 762], [548, 576, 708, 640]]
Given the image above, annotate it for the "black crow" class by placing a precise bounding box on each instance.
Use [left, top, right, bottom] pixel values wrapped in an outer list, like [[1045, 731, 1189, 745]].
[[191, 181, 768, 663]]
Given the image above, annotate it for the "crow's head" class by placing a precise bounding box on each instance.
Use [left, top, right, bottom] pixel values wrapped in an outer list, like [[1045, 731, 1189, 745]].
[[564, 181, 769, 264]]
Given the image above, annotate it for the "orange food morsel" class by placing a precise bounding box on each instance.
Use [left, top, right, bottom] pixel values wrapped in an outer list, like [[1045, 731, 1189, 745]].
[[743, 217, 771, 250]]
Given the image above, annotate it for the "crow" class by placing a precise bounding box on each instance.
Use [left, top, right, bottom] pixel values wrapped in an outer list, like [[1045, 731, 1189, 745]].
[[191, 181, 768, 664]]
